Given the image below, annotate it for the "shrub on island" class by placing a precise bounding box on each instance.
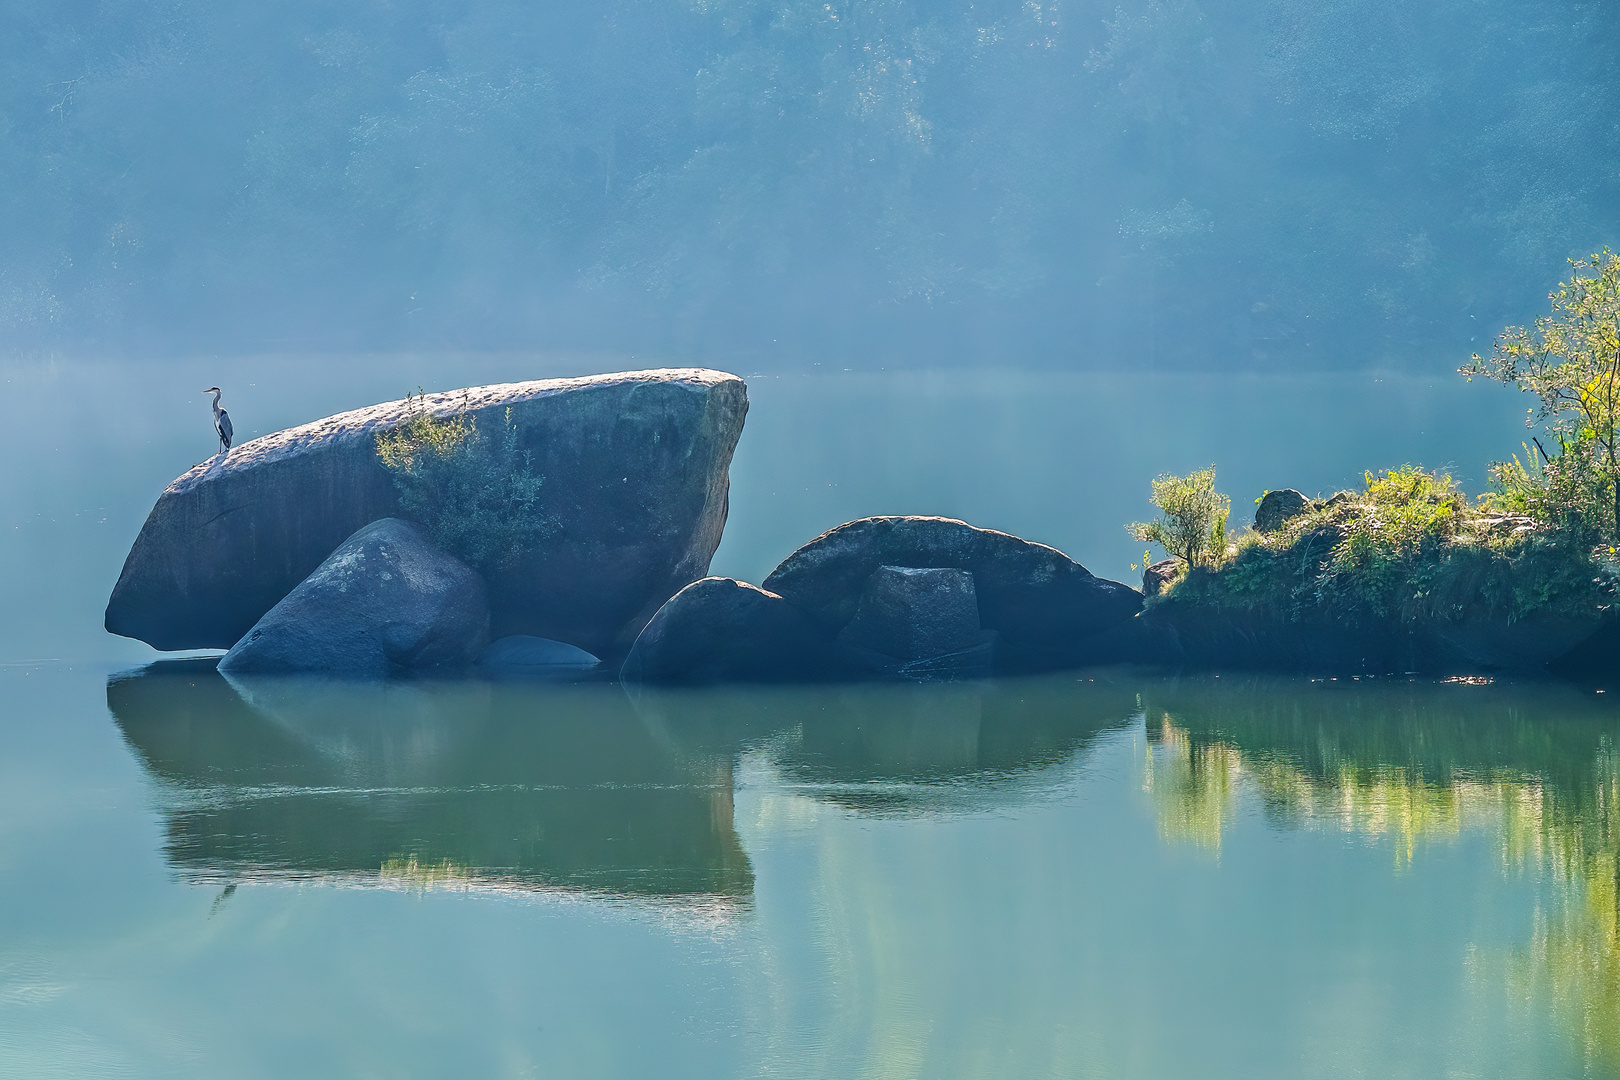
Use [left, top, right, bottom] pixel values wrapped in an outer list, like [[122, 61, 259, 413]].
[[1155, 465, 1615, 629]]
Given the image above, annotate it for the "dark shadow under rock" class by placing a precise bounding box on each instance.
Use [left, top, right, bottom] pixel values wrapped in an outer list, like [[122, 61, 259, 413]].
[[1088, 600, 1613, 678]]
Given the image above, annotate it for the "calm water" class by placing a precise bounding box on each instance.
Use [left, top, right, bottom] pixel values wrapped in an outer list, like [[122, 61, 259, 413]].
[[2, 663, 1617, 1078], [3, 359, 1601, 1077]]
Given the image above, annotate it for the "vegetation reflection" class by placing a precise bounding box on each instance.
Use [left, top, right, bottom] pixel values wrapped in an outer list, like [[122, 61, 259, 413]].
[[1141, 677, 1620, 1070]]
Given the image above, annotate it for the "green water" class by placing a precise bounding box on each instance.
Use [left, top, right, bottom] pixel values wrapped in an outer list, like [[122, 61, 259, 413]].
[[3, 662, 1617, 1078]]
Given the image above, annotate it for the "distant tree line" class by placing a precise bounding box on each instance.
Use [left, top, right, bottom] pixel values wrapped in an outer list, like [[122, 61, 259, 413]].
[[2, 0, 1617, 366]]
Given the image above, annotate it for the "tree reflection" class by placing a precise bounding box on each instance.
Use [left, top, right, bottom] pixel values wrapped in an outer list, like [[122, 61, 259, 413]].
[[1140, 676, 1620, 1069]]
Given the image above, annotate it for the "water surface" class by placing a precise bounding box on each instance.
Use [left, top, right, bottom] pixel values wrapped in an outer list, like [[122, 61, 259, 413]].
[[2, 663, 1617, 1078]]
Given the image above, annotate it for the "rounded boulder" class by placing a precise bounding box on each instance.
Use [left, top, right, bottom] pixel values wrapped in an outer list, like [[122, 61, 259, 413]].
[[621, 577, 838, 684], [761, 516, 1141, 670], [218, 518, 489, 677], [1253, 489, 1312, 534]]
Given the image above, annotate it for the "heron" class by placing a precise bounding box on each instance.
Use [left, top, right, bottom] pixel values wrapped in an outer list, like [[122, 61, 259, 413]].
[[203, 386, 233, 454]]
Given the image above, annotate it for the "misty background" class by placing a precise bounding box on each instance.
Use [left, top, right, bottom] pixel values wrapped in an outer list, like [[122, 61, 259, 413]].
[[4, 0, 1617, 369], [1, 0, 1613, 662]]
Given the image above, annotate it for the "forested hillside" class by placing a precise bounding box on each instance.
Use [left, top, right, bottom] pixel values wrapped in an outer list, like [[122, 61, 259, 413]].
[[4, 0, 1616, 366]]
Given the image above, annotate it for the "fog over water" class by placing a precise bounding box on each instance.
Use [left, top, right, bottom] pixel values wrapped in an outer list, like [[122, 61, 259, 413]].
[[3, 0, 1616, 367], [3, 353, 1522, 664]]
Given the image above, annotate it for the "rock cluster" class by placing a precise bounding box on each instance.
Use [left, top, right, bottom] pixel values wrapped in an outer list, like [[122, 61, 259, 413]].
[[106, 369, 748, 656], [108, 369, 746, 676], [621, 516, 1142, 684], [107, 368, 1151, 684], [124, 383, 1614, 684]]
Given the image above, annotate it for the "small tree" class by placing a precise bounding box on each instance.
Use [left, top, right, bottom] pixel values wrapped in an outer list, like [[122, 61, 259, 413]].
[[1462, 250, 1620, 539], [1129, 466, 1231, 569]]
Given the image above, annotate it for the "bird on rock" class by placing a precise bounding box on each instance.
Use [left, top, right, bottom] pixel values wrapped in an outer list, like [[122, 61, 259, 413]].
[[204, 386, 233, 455]]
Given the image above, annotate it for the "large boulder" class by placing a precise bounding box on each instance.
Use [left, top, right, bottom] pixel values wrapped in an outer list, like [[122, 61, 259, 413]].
[[106, 369, 748, 655], [218, 518, 489, 676], [762, 516, 1142, 671], [621, 577, 840, 684]]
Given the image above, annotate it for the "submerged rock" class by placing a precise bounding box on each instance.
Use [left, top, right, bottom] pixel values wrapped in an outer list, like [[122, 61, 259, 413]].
[[477, 635, 601, 679], [1253, 489, 1311, 534], [762, 516, 1141, 671], [620, 577, 839, 684], [106, 369, 748, 655], [218, 518, 489, 676]]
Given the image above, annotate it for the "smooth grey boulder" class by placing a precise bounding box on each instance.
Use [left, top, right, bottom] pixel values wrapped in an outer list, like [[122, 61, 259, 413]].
[[837, 566, 983, 659], [218, 518, 489, 676], [621, 577, 839, 684], [1254, 489, 1312, 534], [107, 369, 748, 655], [477, 635, 601, 679], [762, 517, 1141, 671]]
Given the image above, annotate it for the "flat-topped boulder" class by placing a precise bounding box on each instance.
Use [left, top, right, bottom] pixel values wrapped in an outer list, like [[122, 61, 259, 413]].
[[106, 369, 747, 654], [762, 516, 1142, 672]]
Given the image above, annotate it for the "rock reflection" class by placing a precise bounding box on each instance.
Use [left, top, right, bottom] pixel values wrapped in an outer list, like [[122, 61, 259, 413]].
[[107, 661, 753, 905], [110, 665, 1142, 909], [630, 676, 1141, 816], [1140, 676, 1620, 1072]]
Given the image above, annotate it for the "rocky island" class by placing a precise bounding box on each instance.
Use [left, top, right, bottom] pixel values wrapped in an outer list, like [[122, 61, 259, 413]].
[[105, 248, 1620, 686]]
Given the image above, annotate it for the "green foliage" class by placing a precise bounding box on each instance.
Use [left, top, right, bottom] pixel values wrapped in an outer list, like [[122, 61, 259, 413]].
[[1485, 441, 1611, 547], [375, 394, 548, 571], [1165, 465, 1615, 625], [1462, 251, 1620, 537], [1129, 467, 1231, 569]]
